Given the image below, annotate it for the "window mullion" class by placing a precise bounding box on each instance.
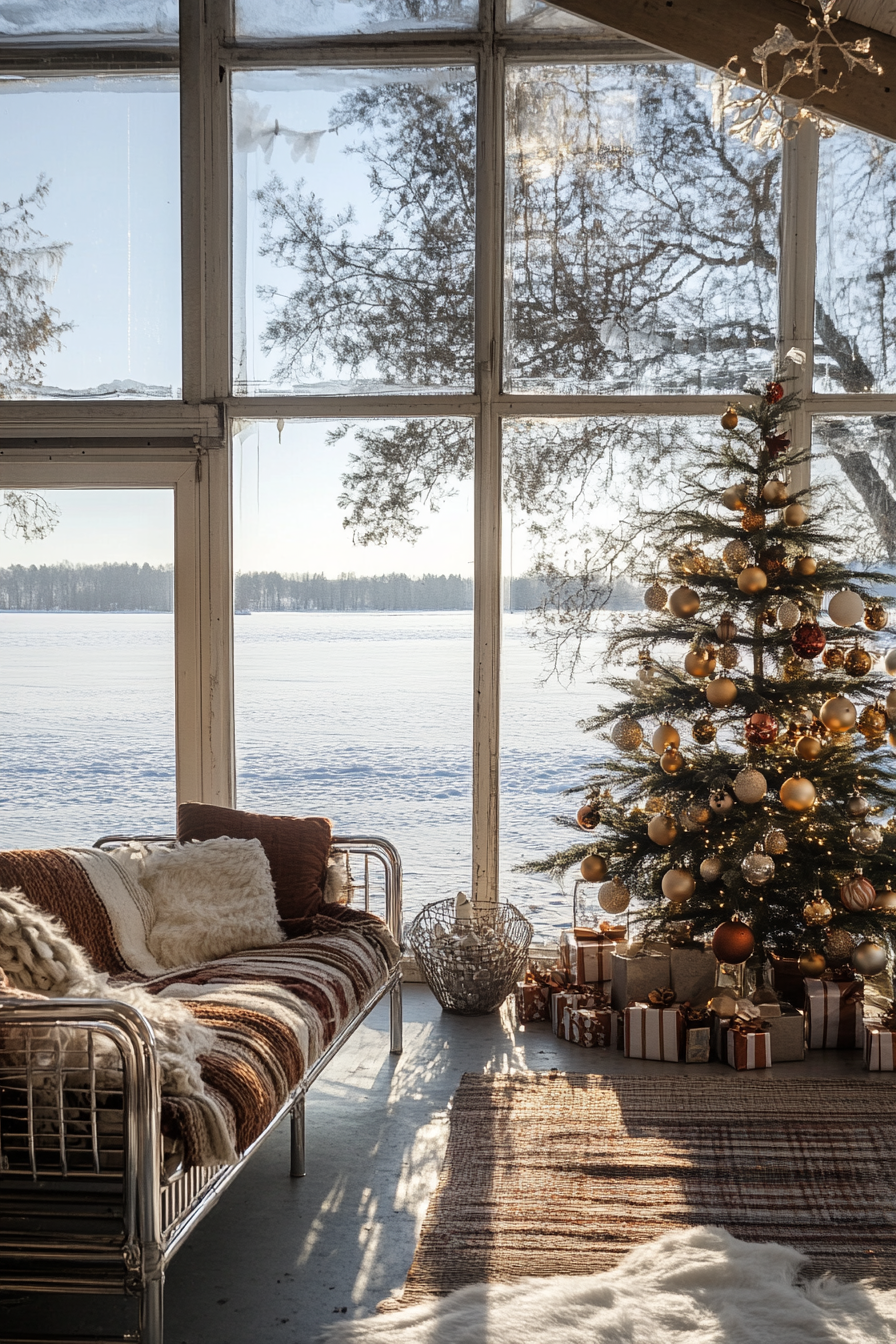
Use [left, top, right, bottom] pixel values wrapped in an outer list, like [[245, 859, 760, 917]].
[[778, 120, 819, 498]]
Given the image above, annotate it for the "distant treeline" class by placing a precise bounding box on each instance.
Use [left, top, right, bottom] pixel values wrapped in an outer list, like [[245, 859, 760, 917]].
[[0, 563, 642, 612]]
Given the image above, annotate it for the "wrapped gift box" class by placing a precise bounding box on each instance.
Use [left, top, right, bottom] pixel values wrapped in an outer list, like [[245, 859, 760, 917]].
[[559, 930, 617, 984], [551, 988, 605, 1036], [624, 1004, 684, 1061], [685, 1025, 711, 1063], [562, 1006, 616, 1047], [514, 981, 549, 1023], [725, 1027, 771, 1070], [864, 1026, 896, 1070], [670, 946, 716, 1006], [804, 978, 864, 1049], [611, 948, 671, 1010], [764, 1004, 806, 1061]]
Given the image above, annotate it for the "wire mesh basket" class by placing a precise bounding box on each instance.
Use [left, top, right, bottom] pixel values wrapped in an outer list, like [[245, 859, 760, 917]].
[[408, 898, 533, 1015]]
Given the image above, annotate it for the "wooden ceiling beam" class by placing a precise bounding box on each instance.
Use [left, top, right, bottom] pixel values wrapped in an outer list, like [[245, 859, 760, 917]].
[[548, 0, 896, 141]]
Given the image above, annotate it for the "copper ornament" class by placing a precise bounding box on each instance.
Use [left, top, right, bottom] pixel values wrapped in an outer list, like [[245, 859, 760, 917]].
[[744, 711, 779, 745]]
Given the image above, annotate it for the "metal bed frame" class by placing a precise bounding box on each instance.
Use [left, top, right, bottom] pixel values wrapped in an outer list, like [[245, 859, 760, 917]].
[[0, 834, 403, 1344]]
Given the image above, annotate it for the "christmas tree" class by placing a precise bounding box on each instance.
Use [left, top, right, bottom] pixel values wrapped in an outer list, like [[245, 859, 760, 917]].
[[528, 375, 896, 975]]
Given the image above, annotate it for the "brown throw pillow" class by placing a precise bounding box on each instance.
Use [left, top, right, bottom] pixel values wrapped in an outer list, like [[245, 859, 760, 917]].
[[177, 803, 332, 931]]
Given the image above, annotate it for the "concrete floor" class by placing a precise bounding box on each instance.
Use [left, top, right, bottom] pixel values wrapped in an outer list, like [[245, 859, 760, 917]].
[[2, 983, 881, 1343]]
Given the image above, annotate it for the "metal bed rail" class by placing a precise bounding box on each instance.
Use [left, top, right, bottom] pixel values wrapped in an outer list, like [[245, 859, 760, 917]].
[[0, 835, 403, 1344]]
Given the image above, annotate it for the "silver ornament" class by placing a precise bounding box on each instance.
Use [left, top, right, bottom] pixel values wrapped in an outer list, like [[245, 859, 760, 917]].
[[611, 716, 643, 752], [844, 789, 870, 820], [851, 940, 888, 976], [741, 844, 775, 886], [850, 822, 883, 855], [700, 854, 723, 881], [777, 600, 801, 630], [764, 828, 787, 855], [644, 583, 668, 612], [733, 767, 767, 804]]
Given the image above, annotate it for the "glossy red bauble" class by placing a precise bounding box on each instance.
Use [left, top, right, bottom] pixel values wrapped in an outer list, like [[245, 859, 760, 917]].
[[791, 620, 826, 659], [765, 381, 784, 404], [744, 711, 779, 745], [711, 919, 756, 965]]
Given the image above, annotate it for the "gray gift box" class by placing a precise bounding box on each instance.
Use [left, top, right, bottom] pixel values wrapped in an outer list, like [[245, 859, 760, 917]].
[[764, 1005, 806, 1061], [611, 948, 671, 1010], [670, 946, 717, 1006]]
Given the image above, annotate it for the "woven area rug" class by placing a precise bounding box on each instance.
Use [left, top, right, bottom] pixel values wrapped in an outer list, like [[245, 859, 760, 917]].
[[397, 1071, 896, 1304]]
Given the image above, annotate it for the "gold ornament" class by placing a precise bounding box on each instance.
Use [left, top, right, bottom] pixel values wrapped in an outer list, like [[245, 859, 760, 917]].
[[796, 735, 822, 761], [716, 613, 737, 641], [647, 813, 678, 846], [798, 950, 827, 977], [803, 892, 833, 925], [705, 677, 737, 708], [598, 878, 631, 914], [692, 717, 717, 744], [741, 506, 766, 534], [662, 868, 696, 902], [700, 854, 723, 881], [668, 585, 700, 618], [825, 926, 856, 964], [820, 695, 857, 734], [782, 654, 807, 681], [858, 703, 887, 740], [741, 844, 775, 885], [764, 828, 787, 855], [733, 767, 767, 804], [719, 642, 739, 669], [721, 406, 739, 430], [884, 648, 896, 675], [779, 774, 817, 812], [844, 644, 872, 677], [580, 854, 608, 882], [783, 502, 807, 526], [864, 603, 888, 632], [737, 565, 768, 594], [611, 716, 644, 751], [874, 881, 896, 912], [644, 582, 668, 612], [684, 646, 717, 678], [723, 539, 751, 572], [777, 600, 801, 630], [660, 745, 685, 775], [792, 555, 817, 577], [761, 479, 788, 505], [651, 723, 680, 755], [822, 646, 845, 669], [852, 940, 888, 976]]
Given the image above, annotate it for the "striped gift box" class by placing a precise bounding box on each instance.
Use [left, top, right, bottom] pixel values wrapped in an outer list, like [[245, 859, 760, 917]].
[[804, 978, 865, 1049], [624, 1004, 684, 1061], [725, 1028, 771, 1070], [864, 1026, 896, 1070]]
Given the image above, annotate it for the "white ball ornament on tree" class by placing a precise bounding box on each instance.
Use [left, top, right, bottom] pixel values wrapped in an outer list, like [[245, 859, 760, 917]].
[[733, 768, 767, 804], [741, 844, 775, 886], [709, 786, 735, 814], [598, 878, 631, 914], [761, 479, 788, 505], [828, 589, 865, 628], [611, 717, 643, 751]]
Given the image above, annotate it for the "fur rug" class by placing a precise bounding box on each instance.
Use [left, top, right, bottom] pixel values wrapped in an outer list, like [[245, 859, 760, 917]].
[[323, 1227, 896, 1343]]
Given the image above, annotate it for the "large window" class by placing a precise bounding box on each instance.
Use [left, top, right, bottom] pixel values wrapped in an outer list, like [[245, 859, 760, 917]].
[[1, 4, 894, 929]]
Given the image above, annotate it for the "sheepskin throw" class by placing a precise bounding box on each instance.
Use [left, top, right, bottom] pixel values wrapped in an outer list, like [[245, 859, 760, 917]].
[[115, 837, 285, 968], [325, 1226, 896, 1344]]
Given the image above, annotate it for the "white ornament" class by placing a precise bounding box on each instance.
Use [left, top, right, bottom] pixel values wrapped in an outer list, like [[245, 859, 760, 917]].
[[828, 589, 865, 628]]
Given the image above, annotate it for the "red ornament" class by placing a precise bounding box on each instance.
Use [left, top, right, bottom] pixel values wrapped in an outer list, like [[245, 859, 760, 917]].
[[764, 432, 790, 459], [765, 381, 784, 404], [744, 711, 779, 745], [712, 918, 756, 965], [791, 620, 826, 659]]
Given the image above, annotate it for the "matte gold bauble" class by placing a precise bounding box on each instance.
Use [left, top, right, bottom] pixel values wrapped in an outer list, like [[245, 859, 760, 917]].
[[820, 695, 857, 734], [660, 745, 685, 774], [719, 642, 739, 669], [761, 479, 788, 505], [723, 539, 751, 572], [741, 506, 766, 534], [692, 716, 717, 744], [711, 917, 755, 965], [840, 868, 876, 912], [576, 802, 601, 830], [885, 648, 896, 675], [852, 940, 888, 976], [716, 613, 737, 642], [783, 502, 807, 526], [798, 950, 827, 977], [803, 892, 833, 925], [700, 854, 723, 881], [684, 646, 717, 678], [737, 565, 768, 594], [779, 774, 817, 812], [792, 555, 817, 577], [706, 677, 738, 708], [721, 482, 748, 510], [597, 878, 631, 914], [668, 585, 700, 618], [828, 589, 865, 628], [864, 603, 888, 632], [611, 716, 644, 751], [644, 582, 668, 612], [822, 646, 845, 669], [874, 882, 896, 912], [734, 767, 767, 803], [721, 406, 739, 430], [662, 868, 696, 903], [580, 853, 608, 882], [651, 723, 680, 755], [764, 828, 787, 855], [777, 600, 801, 630], [858, 703, 887, 740], [647, 813, 679, 846], [825, 926, 857, 964], [844, 645, 872, 677], [796, 734, 822, 761]]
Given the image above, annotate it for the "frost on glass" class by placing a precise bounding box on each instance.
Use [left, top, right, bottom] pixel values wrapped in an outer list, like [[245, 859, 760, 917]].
[[236, 0, 476, 37], [815, 127, 896, 394], [812, 417, 896, 563], [233, 69, 476, 397], [0, 75, 181, 399], [0, 2, 177, 44], [504, 64, 781, 396]]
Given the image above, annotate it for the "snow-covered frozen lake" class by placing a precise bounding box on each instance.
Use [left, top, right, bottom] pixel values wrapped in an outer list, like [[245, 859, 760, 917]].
[[0, 610, 614, 939]]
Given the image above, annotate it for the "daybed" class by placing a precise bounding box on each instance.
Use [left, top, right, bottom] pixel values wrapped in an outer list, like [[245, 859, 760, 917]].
[[0, 804, 403, 1344]]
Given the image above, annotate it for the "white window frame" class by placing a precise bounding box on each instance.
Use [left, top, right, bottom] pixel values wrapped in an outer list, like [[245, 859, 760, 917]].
[[0, 0, 894, 899]]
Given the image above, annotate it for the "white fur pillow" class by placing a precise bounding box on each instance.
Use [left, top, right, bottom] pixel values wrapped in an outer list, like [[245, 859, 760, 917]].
[[133, 837, 285, 969]]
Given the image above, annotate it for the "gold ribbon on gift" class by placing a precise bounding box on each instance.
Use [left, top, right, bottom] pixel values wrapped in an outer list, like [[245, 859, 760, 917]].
[[647, 987, 676, 1008], [684, 1005, 708, 1025], [730, 1018, 766, 1036], [529, 966, 572, 993]]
